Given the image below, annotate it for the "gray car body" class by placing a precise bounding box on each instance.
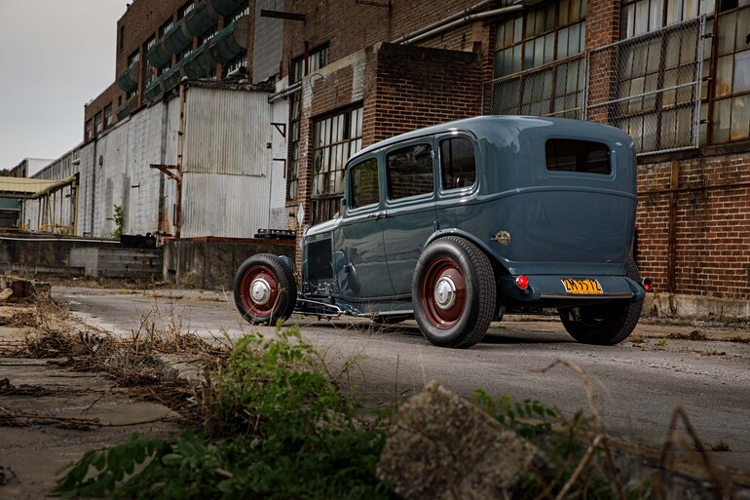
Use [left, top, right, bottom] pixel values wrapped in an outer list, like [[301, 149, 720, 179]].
[[300, 115, 644, 317]]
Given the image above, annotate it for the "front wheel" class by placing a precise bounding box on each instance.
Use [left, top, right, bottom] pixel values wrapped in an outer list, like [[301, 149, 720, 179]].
[[234, 254, 297, 325], [559, 259, 643, 345], [412, 237, 496, 348]]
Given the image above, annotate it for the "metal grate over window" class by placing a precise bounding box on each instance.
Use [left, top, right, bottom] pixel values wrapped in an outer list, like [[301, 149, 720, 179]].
[[587, 17, 704, 154]]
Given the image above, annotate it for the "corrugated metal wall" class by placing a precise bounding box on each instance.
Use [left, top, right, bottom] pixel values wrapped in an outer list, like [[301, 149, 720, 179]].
[[183, 87, 270, 176], [24, 85, 279, 240], [181, 173, 273, 238], [180, 86, 278, 238]]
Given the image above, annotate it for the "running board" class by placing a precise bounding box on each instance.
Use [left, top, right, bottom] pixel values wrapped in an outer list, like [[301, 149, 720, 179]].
[[294, 297, 344, 317]]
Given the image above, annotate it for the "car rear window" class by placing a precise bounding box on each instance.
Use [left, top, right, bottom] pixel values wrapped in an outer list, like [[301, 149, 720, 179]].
[[545, 139, 611, 175]]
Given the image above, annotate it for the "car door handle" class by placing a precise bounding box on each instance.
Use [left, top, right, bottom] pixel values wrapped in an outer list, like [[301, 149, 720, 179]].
[[368, 211, 389, 220]]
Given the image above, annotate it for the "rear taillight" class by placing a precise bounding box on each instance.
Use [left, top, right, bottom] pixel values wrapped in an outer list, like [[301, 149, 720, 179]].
[[515, 275, 529, 290], [641, 278, 653, 292]]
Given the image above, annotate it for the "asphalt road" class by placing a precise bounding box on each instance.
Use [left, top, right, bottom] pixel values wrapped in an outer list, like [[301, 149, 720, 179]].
[[56, 286, 750, 472]]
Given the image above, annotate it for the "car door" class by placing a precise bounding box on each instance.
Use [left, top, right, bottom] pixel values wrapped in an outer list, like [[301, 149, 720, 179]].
[[380, 140, 438, 297], [336, 156, 393, 299]]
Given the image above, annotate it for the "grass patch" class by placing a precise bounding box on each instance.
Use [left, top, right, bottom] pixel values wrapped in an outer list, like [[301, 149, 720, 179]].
[[52, 326, 392, 500]]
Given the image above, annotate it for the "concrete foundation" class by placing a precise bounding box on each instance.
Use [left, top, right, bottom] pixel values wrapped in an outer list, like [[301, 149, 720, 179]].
[[162, 237, 296, 291], [0, 234, 161, 281], [644, 292, 750, 323]]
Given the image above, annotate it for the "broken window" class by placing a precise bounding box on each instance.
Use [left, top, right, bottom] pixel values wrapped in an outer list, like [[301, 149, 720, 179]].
[[490, 0, 586, 119], [616, 0, 750, 148], [291, 44, 329, 84], [310, 106, 363, 224]]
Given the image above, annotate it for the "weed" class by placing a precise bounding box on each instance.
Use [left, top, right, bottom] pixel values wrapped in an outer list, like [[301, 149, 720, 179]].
[[710, 440, 731, 452], [53, 327, 393, 499], [656, 338, 667, 346], [108, 205, 124, 239], [472, 390, 556, 439]]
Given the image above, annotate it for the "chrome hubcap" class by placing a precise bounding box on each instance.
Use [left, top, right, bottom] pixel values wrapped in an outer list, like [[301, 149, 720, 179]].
[[434, 276, 457, 310], [250, 278, 272, 305]]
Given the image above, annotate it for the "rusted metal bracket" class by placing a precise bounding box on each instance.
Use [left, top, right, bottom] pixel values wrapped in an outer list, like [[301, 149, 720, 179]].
[[272, 122, 287, 138], [150, 164, 180, 181], [356, 0, 391, 7], [260, 10, 305, 21]]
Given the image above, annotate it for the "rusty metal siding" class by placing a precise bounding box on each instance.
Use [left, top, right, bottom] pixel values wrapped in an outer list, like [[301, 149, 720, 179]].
[[180, 172, 272, 238], [182, 87, 271, 176]]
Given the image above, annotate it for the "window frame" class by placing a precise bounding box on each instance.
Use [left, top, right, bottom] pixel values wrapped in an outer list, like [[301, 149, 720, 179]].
[[618, 0, 750, 147], [385, 141, 436, 202], [309, 105, 364, 224], [438, 134, 478, 193], [545, 138, 613, 176], [490, 0, 587, 119], [348, 157, 380, 210]]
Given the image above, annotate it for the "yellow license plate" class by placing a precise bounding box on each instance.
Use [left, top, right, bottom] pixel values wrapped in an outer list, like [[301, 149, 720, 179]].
[[561, 278, 603, 295]]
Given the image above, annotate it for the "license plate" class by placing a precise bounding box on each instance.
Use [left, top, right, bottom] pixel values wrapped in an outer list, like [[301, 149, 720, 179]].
[[561, 278, 603, 295]]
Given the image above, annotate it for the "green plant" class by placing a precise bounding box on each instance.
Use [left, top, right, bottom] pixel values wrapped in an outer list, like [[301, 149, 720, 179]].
[[53, 327, 393, 500], [472, 390, 557, 439], [107, 204, 124, 239]]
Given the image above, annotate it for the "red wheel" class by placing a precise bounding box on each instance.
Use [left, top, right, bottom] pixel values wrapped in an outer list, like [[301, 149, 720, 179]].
[[234, 254, 296, 325], [412, 237, 496, 348], [421, 257, 467, 329], [239, 265, 282, 320]]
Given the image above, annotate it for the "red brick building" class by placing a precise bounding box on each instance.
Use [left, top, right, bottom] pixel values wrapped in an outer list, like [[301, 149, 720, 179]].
[[84, 0, 750, 317]]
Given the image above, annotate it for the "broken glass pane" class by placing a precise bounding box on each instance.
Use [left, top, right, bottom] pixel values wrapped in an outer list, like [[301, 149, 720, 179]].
[[712, 98, 731, 142], [733, 50, 750, 92], [715, 54, 733, 97], [730, 95, 750, 139], [717, 12, 736, 56]]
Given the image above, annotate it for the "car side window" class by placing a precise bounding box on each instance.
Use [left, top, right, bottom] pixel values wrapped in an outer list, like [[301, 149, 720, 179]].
[[350, 158, 379, 209], [545, 139, 612, 175], [386, 143, 434, 200], [439, 137, 476, 190]]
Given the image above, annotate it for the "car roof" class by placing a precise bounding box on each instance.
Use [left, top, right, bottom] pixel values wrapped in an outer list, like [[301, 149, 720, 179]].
[[349, 115, 632, 162]]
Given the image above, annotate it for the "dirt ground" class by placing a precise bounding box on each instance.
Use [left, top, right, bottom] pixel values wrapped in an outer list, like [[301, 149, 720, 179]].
[[0, 303, 184, 499], [1, 282, 749, 498]]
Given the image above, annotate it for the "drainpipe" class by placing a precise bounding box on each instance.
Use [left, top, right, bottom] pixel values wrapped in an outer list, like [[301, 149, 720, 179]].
[[397, 4, 524, 45], [175, 81, 186, 239], [268, 81, 302, 103], [90, 138, 97, 236], [392, 0, 511, 44]]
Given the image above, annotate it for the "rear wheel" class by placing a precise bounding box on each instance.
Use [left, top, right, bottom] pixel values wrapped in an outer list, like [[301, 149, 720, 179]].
[[412, 237, 496, 348], [559, 258, 643, 345], [234, 254, 297, 325]]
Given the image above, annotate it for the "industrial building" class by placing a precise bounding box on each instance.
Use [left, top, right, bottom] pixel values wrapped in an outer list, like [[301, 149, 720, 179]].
[[19, 0, 750, 317]]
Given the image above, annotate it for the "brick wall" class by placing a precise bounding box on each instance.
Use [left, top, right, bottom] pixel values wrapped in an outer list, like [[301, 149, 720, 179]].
[[281, 0, 486, 81], [84, 83, 122, 140], [288, 42, 481, 266], [585, 0, 620, 124], [636, 151, 750, 300], [371, 43, 482, 143]]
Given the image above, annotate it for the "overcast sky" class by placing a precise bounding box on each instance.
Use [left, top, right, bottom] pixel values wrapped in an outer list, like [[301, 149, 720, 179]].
[[0, 0, 126, 171]]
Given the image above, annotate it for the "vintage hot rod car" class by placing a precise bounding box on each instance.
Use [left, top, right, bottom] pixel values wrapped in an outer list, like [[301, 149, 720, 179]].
[[234, 116, 650, 348]]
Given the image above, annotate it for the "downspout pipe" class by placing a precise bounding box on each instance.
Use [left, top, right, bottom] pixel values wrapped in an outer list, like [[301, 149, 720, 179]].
[[268, 81, 302, 103], [398, 5, 524, 45], [391, 0, 497, 44]]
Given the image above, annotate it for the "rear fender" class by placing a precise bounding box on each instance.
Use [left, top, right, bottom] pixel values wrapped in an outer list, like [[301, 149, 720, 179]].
[[424, 228, 506, 274]]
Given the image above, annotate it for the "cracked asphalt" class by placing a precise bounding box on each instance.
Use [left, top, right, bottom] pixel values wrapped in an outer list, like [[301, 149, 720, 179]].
[[56, 285, 750, 473]]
